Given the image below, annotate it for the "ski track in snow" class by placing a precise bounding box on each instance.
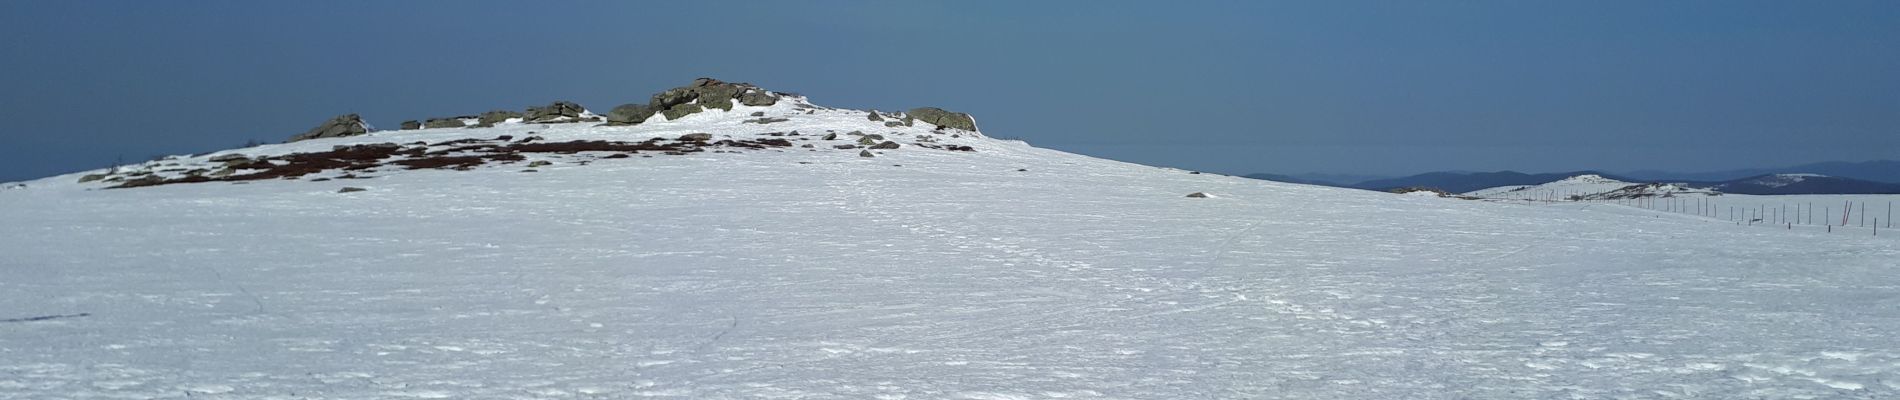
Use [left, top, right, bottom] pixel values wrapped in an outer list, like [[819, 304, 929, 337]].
[[3, 104, 1900, 399]]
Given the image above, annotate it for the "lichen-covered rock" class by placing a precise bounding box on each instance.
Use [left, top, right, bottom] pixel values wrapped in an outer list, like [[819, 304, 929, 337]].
[[605, 103, 657, 125], [424, 118, 468, 129], [524, 101, 586, 123], [400, 120, 421, 130], [907, 107, 976, 131], [738, 89, 777, 107], [867, 110, 884, 121], [857, 136, 878, 145], [661, 103, 704, 120], [287, 114, 369, 142], [870, 141, 900, 149], [478, 110, 523, 126], [647, 78, 781, 120]]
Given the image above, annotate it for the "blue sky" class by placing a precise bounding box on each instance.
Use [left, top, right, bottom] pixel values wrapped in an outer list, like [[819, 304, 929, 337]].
[[3, 1, 1897, 182]]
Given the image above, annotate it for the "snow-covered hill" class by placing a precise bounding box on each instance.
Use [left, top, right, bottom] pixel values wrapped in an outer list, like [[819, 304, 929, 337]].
[[4, 81, 1899, 398], [1466, 174, 1717, 200]]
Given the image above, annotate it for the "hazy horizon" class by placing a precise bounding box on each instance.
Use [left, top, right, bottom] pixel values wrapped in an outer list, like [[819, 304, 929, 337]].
[[4, 1, 1897, 182]]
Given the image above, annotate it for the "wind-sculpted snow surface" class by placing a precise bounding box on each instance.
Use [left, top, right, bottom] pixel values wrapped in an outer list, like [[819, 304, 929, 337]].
[[4, 101, 1900, 398]]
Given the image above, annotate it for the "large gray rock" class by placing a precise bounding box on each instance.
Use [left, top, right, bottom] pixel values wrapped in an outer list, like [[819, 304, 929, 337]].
[[424, 117, 468, 129], [605, 103, 657, 125], [906, 107, 977, 131], [738, 89, 778, 107], [287, 114, 369, 142], [524, 101, 586, 122], [661, 103, 704, 120], [400, 120, 421, 130], [478, 110, 523, 126]]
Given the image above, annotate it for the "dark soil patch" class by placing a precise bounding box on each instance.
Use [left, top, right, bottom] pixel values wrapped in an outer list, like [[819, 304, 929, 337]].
[[109, 136, 798, 189]]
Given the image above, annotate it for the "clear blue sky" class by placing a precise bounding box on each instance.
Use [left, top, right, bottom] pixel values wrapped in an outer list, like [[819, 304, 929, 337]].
[[3, 1, 1898, 182]]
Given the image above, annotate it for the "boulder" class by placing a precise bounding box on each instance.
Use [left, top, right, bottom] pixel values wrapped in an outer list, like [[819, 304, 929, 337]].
[[821, 133, 837, 140], [400, 120, 421, 130], [287, 114, 369, 142], [738, 89, 778, 106], [906, 107, 976, 131], [857, 136, 878, 145], [866, 110, 884, 121], [605, 103, 657, 125], [424, 118, 467, 129], [678, 133, 714, 141], [870, 141, 900, 149], [338, 187, 368, 193], [78, 173, 108, 183], [524, 101, 586, 122], [1185, 192, 1210, 198], [859, 150, 875, 157], [478, 110, 522, 126], [661, 103, 704, 120]]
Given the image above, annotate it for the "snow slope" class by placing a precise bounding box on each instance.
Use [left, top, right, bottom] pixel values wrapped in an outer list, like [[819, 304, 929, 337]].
[[5, 95, 1900, 399]]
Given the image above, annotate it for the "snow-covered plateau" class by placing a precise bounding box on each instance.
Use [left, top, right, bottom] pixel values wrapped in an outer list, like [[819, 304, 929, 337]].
[[3, 83, 1899, 399]]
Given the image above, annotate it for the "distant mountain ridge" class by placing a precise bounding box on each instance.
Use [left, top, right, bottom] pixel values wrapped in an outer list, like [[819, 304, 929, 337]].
[[1245, 170, 1900, 196], [1703, 173, 1900, 195], [1622, 160, 1900, 184], [1244, 159, 1900, 196], [1349, 170, 1645, 193]]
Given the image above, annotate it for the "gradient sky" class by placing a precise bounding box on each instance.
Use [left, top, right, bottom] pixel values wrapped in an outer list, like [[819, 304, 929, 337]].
[[3, 1, 1898, 182]]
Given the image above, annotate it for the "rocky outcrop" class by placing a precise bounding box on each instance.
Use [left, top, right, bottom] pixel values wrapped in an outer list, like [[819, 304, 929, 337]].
[[287, 114, 369, 142], [524, 101, 587, 123], [649, 78, 781, 121], [906, 107, 977, 131], [424, 117, 469, 129], [477, 110, 523, 127], [605, 103, 657, 125], [400, 120, 421, 130]]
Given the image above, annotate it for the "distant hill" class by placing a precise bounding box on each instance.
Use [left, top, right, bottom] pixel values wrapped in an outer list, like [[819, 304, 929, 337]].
[[1703, 173, 1900, 195], [1623, 160, 1900, 184], [1465, 174, 1717, 199], [1350, 171, 1641, 193]]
